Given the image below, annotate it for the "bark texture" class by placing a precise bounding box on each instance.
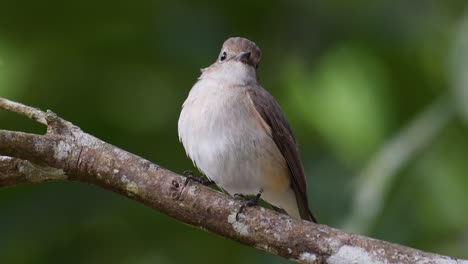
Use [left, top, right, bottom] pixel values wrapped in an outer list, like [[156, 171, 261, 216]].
[[0, 97, 466, 264]]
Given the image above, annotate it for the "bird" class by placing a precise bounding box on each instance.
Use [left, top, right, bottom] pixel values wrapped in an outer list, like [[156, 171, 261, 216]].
[[178, 37, 317, 222]]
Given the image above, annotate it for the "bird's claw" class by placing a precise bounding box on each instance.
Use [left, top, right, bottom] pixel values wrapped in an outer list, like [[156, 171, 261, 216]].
[[233, 193, 246, 200], [235, 191, 262, 221], [183, 170, 215, 186]]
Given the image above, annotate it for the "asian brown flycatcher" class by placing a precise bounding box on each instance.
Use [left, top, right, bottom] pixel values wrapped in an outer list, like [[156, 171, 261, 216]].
[[178, 37, 317, 222]]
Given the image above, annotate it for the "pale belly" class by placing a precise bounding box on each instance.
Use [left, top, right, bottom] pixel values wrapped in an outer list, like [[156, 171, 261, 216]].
[[178, 84, 290, 196]]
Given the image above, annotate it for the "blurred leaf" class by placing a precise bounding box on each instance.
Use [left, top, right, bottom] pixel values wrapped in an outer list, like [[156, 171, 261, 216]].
[[0, 42, 28, 99], [451, 11, 468, 124], [345, 97, 454, 234], [285, 44, 393, 164], [373, 121, 468, 259], [415, 123, 468, 232]]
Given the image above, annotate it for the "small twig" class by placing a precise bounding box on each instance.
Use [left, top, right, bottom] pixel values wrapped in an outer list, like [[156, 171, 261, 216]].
[[0, 156, 66, 186], [0, 98, 47, 125]]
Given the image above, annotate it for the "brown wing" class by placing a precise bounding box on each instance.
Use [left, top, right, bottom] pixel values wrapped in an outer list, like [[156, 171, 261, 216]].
[[247, 87, 317, 222]]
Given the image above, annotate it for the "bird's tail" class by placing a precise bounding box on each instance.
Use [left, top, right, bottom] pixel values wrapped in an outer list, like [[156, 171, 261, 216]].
[[271, 205, 317, 223], [296, 193, 318, 223], [303, 207, 318, 223], [267, 189, 317, 223]]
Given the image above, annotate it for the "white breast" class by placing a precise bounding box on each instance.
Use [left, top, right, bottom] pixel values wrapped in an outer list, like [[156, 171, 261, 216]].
[[177, 62, 287, 195]]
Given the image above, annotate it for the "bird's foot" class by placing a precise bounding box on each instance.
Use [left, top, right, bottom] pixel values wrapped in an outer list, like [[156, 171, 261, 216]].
[[236, 190, 263, 220], [233, 193, 246, 200], [183, 170, 215, 186]]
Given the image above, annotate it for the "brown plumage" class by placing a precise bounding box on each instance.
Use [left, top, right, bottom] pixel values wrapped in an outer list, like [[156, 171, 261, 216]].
[[247, 88, 317, 222], [178, 37, 317, 222]]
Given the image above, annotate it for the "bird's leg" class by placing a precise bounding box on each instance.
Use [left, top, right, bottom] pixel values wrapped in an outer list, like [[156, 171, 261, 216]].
[[236, 189, 263, 220], [183, 170, 215, 186]]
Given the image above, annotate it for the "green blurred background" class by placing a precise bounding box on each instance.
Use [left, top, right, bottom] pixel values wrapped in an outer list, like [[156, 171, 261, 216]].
[[1, 0, 468, 263]]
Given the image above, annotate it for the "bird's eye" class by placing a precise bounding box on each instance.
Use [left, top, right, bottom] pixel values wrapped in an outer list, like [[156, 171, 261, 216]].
[[220, 51, 227, 62]]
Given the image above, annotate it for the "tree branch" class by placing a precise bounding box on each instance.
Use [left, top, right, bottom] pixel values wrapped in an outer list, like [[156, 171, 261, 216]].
[[0, 98, 466, 264]]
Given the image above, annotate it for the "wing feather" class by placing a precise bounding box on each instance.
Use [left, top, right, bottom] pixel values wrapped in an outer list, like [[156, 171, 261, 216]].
[[247, 88, 317, 222]]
